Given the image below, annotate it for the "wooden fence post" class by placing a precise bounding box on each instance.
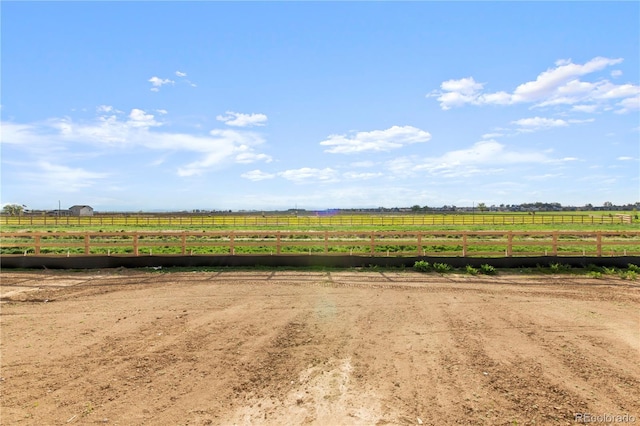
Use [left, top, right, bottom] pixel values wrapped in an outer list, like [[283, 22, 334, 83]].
[[596, 232, 602, 257], [34, 234, 41, 255], [507, 232, 513, 257], [324, 231, 328, 254], [462, 233, 468, 257], [230, 232, 235, 255], [133, 233, 139, 256], [417, 233, 422, 256], [84, 233, 90, 255], [552, 232, 558, 255], [181, 232, 186, 255], [370, 232, 375, 255], [277, 231, 281, 254]]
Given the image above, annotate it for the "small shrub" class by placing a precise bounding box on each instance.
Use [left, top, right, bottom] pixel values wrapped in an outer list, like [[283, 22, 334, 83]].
[[602, 266, 617, 275], [480, 264, 496, 275], [622, 270, 638, 280], [586, 271, 602, 279], [413, 260, 431, 273], [433, 262, 452, 273], [465, 265, 478, 275]]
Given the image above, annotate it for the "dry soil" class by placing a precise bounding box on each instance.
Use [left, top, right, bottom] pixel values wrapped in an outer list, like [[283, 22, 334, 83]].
[[1, 269, 639, 425]]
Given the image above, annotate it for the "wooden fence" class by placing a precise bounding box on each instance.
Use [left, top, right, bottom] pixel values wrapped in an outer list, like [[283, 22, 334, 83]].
[[0, 213, 633, 227], [2, 231, 639, 257]]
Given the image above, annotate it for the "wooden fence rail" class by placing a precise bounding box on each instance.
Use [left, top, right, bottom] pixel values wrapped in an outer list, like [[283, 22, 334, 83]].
[[0, 213, 633, 227], [2, 231, 639, 257]]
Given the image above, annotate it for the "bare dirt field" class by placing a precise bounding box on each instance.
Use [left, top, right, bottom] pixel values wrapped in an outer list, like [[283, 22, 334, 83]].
[[1, 269, 639, 425]]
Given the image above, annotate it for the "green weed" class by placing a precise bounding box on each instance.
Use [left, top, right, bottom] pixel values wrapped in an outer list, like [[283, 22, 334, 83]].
[[413, 260, 431, 273], [433, 262, 452, 273], [465, 265, 479, 275], [619, 270, 638, 280], [549, 263, 572, 273], [480, 264, 497, 275]]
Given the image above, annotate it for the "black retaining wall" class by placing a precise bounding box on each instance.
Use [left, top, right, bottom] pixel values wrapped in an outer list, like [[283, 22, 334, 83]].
[[2, 255, 639, 270]]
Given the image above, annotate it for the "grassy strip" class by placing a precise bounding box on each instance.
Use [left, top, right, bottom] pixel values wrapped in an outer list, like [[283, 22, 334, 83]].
[[1, 223, 637, 233]]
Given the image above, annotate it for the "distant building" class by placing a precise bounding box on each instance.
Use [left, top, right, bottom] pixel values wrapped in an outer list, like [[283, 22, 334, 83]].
[[69, 205, 94, 216]]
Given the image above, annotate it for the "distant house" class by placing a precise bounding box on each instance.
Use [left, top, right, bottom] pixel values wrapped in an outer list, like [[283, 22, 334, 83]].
[[69, 205, 94, 216]]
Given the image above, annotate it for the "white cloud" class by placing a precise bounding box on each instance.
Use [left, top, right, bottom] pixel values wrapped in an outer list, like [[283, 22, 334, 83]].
[[350, 160, 376, 168], [617, 156, 634, 161], [18, 161, 109, 192], [1, 110, 272, 177], [387, 140, 562, 179], [216, 111, 268, 127], [611, 70, 623, 78], [320, 125, 431, 154], [567, 118, 595, 124], [174, 71, 197, 87], [278, 168, 338, 184], [511, 117, 568, 132], [481, 132, 504, 139], [235, 151, 273, 164], [342, 171, 383, 180], [511, 57, 622, 103], [430, 57, 638, 113], [571, 104, 598, 113], [524, 173, 563, 181], [128, 108, 161, 128], [97, 105, 116, 114], [241, 170, 276, 181], [148, 76, 174, 91], [615, 95, 640, 114]]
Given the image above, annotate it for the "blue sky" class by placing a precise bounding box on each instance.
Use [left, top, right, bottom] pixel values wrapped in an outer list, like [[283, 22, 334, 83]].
[[1, 2, 639, 212]]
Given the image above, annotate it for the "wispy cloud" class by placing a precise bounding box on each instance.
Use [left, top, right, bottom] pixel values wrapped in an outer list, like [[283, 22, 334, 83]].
[[320, 125, 431, 154], [278, 167, 339, 184], [15, 161, 109, 192], [241, 170, 276, 181], [387, 140, 567, 178], [1, 108, 272, 178], [175, 70, 197, 87], [512, 117, 569, 131], [216, 111, 268, 127], [342, 171, 383, 180]]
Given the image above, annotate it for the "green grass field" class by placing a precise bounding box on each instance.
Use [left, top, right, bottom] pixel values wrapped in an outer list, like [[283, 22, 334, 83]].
[[2, 212, 638, 257], [0, 211, 637, 232]]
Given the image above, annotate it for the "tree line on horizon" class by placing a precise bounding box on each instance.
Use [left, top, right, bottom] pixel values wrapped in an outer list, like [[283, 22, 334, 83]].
[[2, 201, 639, 216]]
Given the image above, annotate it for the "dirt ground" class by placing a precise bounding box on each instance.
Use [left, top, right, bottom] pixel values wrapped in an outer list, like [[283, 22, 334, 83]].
[[1, 269, 638, 426]]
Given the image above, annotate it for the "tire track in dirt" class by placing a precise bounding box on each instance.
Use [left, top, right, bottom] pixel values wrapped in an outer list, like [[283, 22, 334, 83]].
[[440, 305, 586, 425], [492, 300, 640, 415]]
